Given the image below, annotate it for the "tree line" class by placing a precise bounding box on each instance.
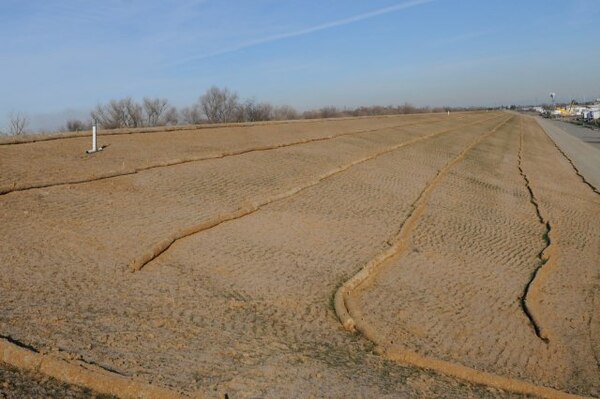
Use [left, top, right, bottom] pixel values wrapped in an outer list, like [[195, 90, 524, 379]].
[[3, 86, 482, 135]]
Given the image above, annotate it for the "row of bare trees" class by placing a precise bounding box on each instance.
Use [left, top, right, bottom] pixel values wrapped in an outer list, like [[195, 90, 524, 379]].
[[79, 87, 300, 130], [3, 86, 484, 135], [180, 87, 299, 124], [88, 97, 178, 129]]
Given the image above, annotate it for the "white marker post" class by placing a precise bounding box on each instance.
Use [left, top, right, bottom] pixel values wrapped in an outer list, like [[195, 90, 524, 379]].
[[86, 120, 104, 154]]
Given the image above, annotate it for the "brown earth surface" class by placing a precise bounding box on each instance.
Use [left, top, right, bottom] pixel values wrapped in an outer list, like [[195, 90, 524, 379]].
[[0, 361, 115, 399], [346, 116, 599, 397], [0, 112, 596, 398]]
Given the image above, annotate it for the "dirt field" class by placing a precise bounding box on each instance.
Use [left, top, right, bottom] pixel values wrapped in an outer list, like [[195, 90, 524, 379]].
[[0, 112, 597, 398]]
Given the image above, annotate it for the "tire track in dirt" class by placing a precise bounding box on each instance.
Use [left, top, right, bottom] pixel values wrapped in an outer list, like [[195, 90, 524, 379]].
[[333, 115, 594, 399], [129, 115, 508, 272], [517, 120, 554, 343], [0, 116, 477, 196]]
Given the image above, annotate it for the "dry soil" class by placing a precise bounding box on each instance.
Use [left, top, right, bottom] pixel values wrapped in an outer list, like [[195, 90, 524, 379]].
[[0, 112, 597, 398]]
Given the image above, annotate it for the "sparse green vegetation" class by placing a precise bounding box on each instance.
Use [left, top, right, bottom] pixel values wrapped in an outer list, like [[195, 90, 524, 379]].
[[542, 230, 550, 246]]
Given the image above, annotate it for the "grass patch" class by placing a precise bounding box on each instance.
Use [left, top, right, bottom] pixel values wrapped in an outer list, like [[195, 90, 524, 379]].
[[542, 231, 550, 245]]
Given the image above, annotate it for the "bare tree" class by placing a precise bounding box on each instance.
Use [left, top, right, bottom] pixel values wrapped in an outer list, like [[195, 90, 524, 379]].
[[398, 102, 417, 114], [66, 119, 90, 132], [180, 105, 203, 124], [200, 86, 240, 123], [272, 105, 298, 120], [319, 106, 340, 119], [90, 103, 114, 128], [123, 97, 143, 127], [351, 106, 372, 117], [91, 97, 143, 129], [143, 97, 170, 126], [8, 112, 28, 135], [163, 106, 179, 125], [239, 99, 273, 122]]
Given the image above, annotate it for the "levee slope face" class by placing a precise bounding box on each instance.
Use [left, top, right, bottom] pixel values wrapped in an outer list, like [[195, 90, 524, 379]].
[[4, 112, 597, 398], [344, 115, 599, 398]]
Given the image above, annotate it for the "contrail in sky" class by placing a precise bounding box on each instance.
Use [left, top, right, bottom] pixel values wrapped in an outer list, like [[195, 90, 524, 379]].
[[175, 0, 435, 65]]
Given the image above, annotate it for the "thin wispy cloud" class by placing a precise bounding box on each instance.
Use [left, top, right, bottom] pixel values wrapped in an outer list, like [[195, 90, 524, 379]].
[[4, 0, 598, 129], [173, 0, 435, 66]]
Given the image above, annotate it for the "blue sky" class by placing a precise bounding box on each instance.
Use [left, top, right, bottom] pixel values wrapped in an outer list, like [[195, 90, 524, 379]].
[[1, 0, 599, 131]]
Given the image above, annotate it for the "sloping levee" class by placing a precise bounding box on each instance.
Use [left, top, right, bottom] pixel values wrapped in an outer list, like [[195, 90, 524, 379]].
[[0, 113, 515, 398], [0, 113, 479, 195], [337, 115, 599, 398]]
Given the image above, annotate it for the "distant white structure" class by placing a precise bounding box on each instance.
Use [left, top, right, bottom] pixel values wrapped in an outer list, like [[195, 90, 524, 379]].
[[574, 101, 600, 120], [585, 106, 600, 120]]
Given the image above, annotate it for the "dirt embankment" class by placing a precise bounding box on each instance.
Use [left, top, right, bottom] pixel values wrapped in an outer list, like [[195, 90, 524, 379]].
[[0, 113, 467, 195], [341, 115, 599, 398], [2, 112, 596, 398]]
